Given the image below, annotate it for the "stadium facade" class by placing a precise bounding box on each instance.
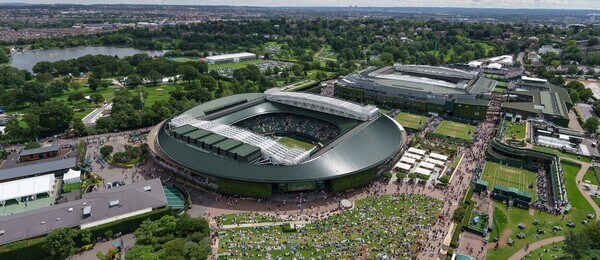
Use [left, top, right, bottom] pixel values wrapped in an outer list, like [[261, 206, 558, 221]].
[[204, 52, 257, 64], [149, 89, 406, 197], [337, 64, 496, 120]]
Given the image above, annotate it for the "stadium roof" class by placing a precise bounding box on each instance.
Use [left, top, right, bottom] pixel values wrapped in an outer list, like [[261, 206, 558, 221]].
[[469, 77, 498, 94], [0, 158, 76, 182], [455, 99, 491, 107], [205, 52, 256, 62], [156, 95, 405, 182], [393, 64, 475, 81], [362, 66, 471, 95], [264, 88, 379, 121], [502, 90, 569, 119], [0, 179, 167, 245], [19, 144, 59, 157]]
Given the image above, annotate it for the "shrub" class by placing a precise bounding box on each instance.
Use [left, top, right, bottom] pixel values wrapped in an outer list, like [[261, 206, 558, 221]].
[[439, 176, 450, 184], [24, 142, 41, 150], [396, 172, 406, 180], [99, 145, 114, 158], [383, 171, 393, 179]]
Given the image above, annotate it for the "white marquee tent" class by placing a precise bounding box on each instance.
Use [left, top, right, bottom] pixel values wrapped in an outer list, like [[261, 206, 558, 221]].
[[395, 162, 412, 172], [404, 153, 423, 160], [400, 157, 416, 165], [0, 174, 55, 206], [425, 158, 445, 166], [63, 169, 81, 184], [408, 147, 426, 155], [413, 168, 431, 176], [429, 153, 448, 162], [418, 161, 436, 170]]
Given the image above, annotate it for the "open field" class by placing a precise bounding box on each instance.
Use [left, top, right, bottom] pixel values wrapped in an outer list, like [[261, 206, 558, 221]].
[[218, 195, 441, 259], [504, 121, 526, 139], [394, 112, 428, 130], [278, 137, 315, 151], [522, 241, 566, 260], [482, 162, 537, 200], [432, 120, 475, 141]]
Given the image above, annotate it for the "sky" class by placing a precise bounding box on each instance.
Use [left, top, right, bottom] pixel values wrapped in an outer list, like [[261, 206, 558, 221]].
[[2, 0, 600, 10]]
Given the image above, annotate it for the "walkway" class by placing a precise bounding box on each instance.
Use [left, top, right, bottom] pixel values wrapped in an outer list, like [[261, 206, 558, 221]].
[[508, 236, 565, 260], [220, 220, 311, 230], [574, 162, 600, 220]]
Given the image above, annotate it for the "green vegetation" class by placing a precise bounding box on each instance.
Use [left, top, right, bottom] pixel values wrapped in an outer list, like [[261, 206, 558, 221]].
[[330, 168, 376, 192], [583, 168, 600, 186], [482, 161, 537, 200], [109, 144, 148, 167], [505, 121, 526, 140], [431, 120, 475, 142], [277, 136, 315, 151], [487, 162, 594, 260], [127, 213, 210, 260], [61, 182, 81, 193], [215, 212, 280, 226], [522, 241, 565, 260], [394, 112, 428, 130], [219, 195, 441, 258], [218, 178, 272, 198], [490, 206, 508, 239]]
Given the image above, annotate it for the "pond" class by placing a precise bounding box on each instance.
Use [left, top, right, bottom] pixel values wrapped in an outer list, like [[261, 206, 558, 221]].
[[10, 46, 164, 72]]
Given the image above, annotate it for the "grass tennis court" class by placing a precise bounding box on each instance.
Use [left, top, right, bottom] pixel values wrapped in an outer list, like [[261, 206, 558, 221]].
[[482, 162, 536, 200], [278, 137, 315, 151], [394, 112, 428, 130], [432, 120, 475, 141]]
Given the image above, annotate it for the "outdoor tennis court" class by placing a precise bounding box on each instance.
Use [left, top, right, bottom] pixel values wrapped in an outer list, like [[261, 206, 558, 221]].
[[394, 112, 428, 130], [432, 120, 475, 141], [482, 162, 537, 200]]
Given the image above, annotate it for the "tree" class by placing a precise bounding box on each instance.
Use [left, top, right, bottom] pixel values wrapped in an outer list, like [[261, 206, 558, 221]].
[[90, 93, 105, 105], [564, 230, 591, 258], [48, 80, 69, 97], [396, 172, 406, 180], [79, 229, 92, 245], [67, 92, 85, 102], [439, 176, 450, 184], [24, 142, 42, 150], [177, 64, 200, 82], [583, 117, 600, 134], [569, 89, 581, 103], [100, 145, 114, 158], [176, 214, 210, 237], [452, 203, 468, 222], [25, 101, 74, 137], [88, 74, 108, 91], [125, 245, 156, 260], [43, 227, 77, 259], [18, 82, 50, 105], [147, 70, 163, 86], [125, 74, 143, 88]]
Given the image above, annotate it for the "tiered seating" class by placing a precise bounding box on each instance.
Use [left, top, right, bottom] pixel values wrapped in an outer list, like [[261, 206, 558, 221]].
[[234, 113, 342, 145]]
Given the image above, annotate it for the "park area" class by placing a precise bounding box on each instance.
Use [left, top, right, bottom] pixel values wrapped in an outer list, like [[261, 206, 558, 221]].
[[432, 120, 475, 142], [394, 112, 428, 130], [486, 162, 595, 260], [481, 162, 537, 200], [217, 195, 442, 259], [504, 121, 526, 139], [277, 137, 315, 151]]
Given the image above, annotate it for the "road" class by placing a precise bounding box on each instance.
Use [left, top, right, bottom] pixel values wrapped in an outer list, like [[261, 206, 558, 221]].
[[81, 102, 112, 125]]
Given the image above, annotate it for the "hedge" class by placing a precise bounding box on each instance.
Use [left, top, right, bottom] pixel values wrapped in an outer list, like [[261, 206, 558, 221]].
[[85, 207, 173, 239], [329, 168, 377, 192], [0, 237, 45, 259], [218, 178, 272, 198]]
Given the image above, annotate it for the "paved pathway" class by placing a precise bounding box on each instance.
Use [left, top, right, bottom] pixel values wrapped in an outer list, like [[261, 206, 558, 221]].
[[508, 236, 565, 260], [220, 220, 311, 229], [574, 162, 600, 220]]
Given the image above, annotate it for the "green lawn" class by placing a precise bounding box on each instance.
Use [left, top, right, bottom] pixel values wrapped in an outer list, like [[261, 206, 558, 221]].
[[482, 161, 537, 200], [394, 112, 428, 130], [432, 120, 475, 141], [522, 241, 566, 260], [583, 168, 600, 186], [532, 146, 591, 163], [490, 206, 508, 239], [142, 84, 178, 107], [207, 59, 261, 70], [505, 122, 526, 140], [61, 182, 82, 193], [277, 137, 315, 151], [562, 163, 594, 213], [218, 195, 441, 258]]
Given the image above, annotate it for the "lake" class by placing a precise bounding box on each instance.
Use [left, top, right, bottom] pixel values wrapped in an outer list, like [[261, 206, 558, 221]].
[[10, 46, 164, 72]]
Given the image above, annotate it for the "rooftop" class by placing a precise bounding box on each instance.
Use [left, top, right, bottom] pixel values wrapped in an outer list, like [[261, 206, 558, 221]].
[[0, 178, 167, 245], [0, 158, 76, 182], [18, 144, 59, 157]]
